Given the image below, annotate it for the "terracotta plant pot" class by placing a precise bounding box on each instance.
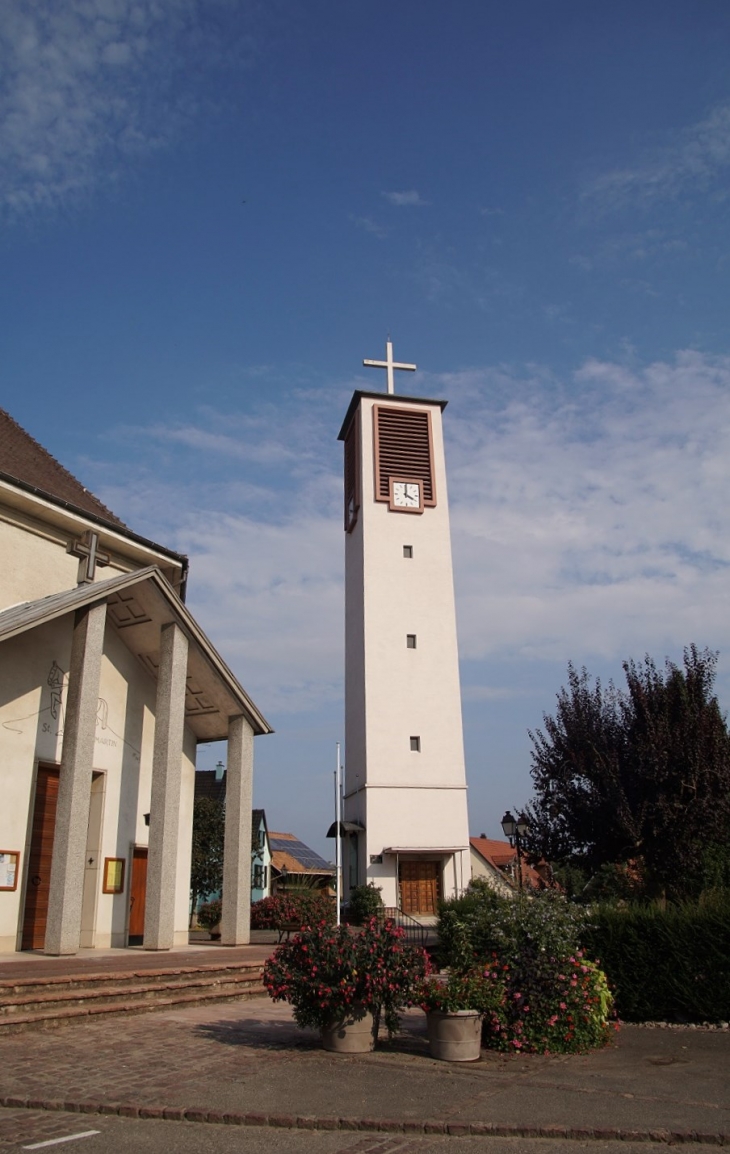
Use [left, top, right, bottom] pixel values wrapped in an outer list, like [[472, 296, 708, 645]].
[[321, 1006, 375, 1053], [426, 1009, 482, 1062], [209, 923, 221, 941]]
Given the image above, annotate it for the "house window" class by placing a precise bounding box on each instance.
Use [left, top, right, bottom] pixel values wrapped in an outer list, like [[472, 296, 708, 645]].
[[410, 736, 421, 752], [406, 634, 417, 649], [253, 864, 264, 889], [403, 545, 413, 558]]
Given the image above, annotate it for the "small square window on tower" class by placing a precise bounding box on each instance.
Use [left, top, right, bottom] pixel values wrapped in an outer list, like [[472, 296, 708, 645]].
[[403, 545, 413, 558], [410, 736, 421, 752], [406, 634, 417, 649]]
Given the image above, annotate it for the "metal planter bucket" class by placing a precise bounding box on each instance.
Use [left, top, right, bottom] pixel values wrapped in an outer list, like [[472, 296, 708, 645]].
[[426, 1009, 482, 1062], [321, 1006, 375, 1053]]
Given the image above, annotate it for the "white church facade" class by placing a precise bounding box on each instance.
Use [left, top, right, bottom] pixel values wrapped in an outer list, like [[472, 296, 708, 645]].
[[339, 344, 471, 915], [0, 408, 270, 955]]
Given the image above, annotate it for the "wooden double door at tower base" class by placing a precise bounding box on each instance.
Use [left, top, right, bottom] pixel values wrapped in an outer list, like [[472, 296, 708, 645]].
[[399, 860, 441, 915]]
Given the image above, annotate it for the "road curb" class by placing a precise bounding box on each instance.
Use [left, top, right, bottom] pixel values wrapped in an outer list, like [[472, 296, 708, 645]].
[[1, 1095, 728, 1145]]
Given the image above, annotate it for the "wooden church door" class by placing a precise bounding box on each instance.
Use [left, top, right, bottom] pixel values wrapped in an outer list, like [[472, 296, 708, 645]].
[[128, 847, 148, 945], [399, 861, 440, 915], [22, 765, 60, 950]]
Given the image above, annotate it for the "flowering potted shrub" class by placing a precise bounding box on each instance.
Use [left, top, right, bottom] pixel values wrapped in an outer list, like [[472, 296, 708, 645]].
[[438, 888, 616, 1054], [263, 916, 430, 1052], [196, 898, 222, 940], [419, 966, 505, 1061]]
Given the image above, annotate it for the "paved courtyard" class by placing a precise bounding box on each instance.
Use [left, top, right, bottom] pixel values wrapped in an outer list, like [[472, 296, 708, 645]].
[[0, 992, 727, 1150]]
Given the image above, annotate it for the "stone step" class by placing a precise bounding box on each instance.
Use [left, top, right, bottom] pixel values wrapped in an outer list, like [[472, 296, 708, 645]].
[[0, 960, 263, 997], [0, 971, 264, 1017], [0, 982, 267, 1034]]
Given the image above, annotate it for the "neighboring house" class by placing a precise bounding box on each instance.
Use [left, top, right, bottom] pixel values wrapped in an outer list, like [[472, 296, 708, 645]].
[[469, 836, 549, 894], [269, 832, 336, 894], [0, 407, 271, 955], [192, 768, 271, 903], [251, 810, 271, 903]]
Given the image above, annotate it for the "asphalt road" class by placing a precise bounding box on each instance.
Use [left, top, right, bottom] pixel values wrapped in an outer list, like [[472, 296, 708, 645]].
[[0, 1110, 713, 1154]]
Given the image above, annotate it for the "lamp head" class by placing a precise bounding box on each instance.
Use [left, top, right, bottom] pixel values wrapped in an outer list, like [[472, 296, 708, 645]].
[[501, 810, 516, 839]]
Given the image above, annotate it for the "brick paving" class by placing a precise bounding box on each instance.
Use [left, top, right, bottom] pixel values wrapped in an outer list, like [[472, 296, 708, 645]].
[[0, 990, 726, 1145]]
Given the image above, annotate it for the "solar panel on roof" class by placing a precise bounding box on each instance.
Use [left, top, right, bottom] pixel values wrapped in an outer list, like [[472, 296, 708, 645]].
[[270, 836, 330, 870]]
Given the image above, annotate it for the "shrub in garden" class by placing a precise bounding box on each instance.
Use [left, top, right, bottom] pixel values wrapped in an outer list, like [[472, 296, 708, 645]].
[[263, 916, 431, 1038], [196, 898, 222, 931], [482, 951, 615, 1053], [582, 893, 730, 1022], [438, 885, 615, 1053], [345, 883, 384, 925], [250, 892, 334, 932]]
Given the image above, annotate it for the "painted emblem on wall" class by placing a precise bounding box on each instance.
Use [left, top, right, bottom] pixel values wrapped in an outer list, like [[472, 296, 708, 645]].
[[1, 661, 140, 761]]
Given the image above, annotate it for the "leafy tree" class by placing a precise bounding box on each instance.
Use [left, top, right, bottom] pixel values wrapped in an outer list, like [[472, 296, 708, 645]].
[[525, 646, 730, 900], [190, 797, 225, 920]]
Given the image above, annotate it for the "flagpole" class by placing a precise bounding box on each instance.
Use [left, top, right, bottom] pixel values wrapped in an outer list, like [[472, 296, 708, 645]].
[[335, 742, 342, 926]]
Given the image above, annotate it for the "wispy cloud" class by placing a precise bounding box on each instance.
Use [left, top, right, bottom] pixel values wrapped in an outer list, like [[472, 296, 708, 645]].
[[438, 351, 730, 672], [382, 189, 429, 207], [583, 103, 730, 211], [350, 214, 388, 239], [81, 351, 730, 718], [0, 0, 258, 219]]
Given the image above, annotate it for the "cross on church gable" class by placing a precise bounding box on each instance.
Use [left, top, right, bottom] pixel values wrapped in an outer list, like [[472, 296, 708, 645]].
[[67, 530, 110, 584]]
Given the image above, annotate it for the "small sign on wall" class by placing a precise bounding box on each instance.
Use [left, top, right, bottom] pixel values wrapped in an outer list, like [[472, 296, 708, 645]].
[[102, 857, 125, 894], [0, 852, 19, 891]]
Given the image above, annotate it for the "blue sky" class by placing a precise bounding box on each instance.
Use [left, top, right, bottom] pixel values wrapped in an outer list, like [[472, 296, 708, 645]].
[[3, 0, 730, 857]]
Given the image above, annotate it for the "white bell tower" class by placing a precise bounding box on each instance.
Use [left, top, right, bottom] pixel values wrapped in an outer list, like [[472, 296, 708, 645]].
[[339, 342, 470, 916]]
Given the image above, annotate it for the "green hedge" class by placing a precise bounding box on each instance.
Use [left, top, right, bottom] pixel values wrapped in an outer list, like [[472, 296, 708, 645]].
[[582, 894, 730, 1022]]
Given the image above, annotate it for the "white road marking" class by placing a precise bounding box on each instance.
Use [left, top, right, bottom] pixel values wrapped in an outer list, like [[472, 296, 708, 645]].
[[22, 1131, 100, 1150]]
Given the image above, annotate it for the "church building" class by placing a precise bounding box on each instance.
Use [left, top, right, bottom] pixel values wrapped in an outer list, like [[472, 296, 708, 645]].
[[339, 344, 471, 916], [0, 409, 271, 955]]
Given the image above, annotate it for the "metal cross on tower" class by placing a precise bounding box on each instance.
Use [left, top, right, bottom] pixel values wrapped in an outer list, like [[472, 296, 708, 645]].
[[363, 339, 416, 395], [67, 530, 111, 584]]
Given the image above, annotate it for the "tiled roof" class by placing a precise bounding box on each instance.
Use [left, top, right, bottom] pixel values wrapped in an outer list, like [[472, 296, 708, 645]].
[[471, 837, 515, 867], [469, 836, 546, 890], [194, 771, 226, 804], [0, 407, 126, 528]]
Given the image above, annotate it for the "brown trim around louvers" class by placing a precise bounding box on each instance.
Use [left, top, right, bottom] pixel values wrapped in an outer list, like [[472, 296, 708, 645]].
[[373, 405, 436, 507]]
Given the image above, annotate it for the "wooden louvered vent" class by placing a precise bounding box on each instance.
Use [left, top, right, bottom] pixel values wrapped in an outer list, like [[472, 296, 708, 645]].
[[374, 405, 436, 506]]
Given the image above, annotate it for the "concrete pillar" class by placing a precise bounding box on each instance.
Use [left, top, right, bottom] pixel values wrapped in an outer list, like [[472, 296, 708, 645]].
[[144, 622, 188, 950], [45, 602, 107, 956], [221, 714, 254, 945]]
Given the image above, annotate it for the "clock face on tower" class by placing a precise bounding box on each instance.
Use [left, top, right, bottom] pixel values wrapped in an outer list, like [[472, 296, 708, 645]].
[[389, 477, 424, 513]]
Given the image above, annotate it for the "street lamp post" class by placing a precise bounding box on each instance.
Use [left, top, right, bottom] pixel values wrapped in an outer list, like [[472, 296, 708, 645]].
[[501, 810, 530, 893]]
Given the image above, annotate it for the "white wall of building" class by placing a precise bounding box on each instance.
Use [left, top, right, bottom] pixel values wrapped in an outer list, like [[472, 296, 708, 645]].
[[344, 393, 470, 906]]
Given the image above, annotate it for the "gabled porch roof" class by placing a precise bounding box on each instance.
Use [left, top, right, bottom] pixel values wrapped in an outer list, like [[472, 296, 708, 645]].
[[0, 566, 272, 742]]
